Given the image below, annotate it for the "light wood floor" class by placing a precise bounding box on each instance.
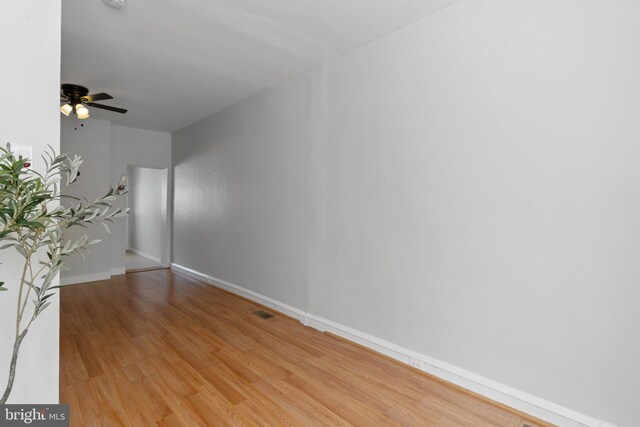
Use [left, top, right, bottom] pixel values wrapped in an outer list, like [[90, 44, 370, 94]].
[[60, 270, 551, 427]]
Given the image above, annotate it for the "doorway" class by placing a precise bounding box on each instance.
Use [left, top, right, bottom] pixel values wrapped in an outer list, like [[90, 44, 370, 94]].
[[125, 165, 170, 272]]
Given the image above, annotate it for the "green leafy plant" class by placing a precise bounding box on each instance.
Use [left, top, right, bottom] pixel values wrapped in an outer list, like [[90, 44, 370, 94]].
[[0, 143, 128, 403]]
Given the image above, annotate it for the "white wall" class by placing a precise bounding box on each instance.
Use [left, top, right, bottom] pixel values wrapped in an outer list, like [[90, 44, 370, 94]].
[[60, 123, 171, 282], [173, 74, 315, 309], [110, 125, 172, 271], [61, 118, 112, 282], [128, 167, 164, 262], [320, 1, 640, 425], [172, 1, 640, 425], [0, 0, 61, 403]]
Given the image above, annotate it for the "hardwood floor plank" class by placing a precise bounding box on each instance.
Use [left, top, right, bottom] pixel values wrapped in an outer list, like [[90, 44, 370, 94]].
[[384, 404, 446, 427], [294, 358, 395, 414], [413, 373, 524, 426], [185, 392, 244, 427], [60, 270, 553, 427], [60, 385, 84, 427], [198, 363, 249, 405], [131, 375, 173, 424], [147, 374, 210, 427], [59, 333, 89, 387], [234, 399, 292, 427], [251, 376, 352, 427], [239, 383, 308, 426], [147, 354, 199, 398], [417, 394, 502, 426], [285, 371, 402, 426], [155, 413, 183, 427], [216, 345, 288, 382]]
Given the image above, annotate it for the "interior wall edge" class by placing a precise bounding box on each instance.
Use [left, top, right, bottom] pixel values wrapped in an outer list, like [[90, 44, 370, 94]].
[[109, 267, 126, 276], [169, 263, 613, 427]]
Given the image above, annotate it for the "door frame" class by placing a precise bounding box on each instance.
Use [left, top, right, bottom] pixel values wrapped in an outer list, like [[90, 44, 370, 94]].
[[126, 164, 172, 269]]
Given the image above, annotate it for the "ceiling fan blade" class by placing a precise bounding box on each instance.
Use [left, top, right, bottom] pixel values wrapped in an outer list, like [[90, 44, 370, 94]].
[[83, 93, 113, 102], [87, 102, 128, 114]]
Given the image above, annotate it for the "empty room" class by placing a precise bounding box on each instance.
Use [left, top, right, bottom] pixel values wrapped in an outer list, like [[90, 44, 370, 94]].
[[0, 0, 637, 426]]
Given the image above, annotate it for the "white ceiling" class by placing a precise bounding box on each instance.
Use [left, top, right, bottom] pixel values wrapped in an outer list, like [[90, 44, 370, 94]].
[[62, 0, 458, 133]]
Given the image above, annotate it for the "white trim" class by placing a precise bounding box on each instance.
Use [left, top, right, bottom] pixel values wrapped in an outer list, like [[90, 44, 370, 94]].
[[305, 314, 600, 427], [128, 247, 161, 264], [169, 263, 615, 427], [60, 272, 111, 286], [170, 264, 307, 323], [110, 267, 126, 276]]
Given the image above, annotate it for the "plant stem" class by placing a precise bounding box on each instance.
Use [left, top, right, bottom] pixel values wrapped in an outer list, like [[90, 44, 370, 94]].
[[14, 238, 30, 336], [3, 253, 35, 404], [0, 330, 26, 404], [19, 248, 37, 321]]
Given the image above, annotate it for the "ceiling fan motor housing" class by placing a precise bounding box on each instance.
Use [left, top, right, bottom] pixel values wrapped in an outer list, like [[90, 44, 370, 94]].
[[61, 83, 89, 105]]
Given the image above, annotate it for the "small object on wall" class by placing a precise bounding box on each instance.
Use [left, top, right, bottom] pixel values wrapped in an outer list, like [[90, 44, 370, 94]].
[[103, 0, 126, 9]]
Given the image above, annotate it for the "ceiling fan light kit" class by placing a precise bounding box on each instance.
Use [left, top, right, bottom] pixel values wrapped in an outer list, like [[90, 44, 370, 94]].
[[60, 83, 127, 121], [103, 0, 126, 9]]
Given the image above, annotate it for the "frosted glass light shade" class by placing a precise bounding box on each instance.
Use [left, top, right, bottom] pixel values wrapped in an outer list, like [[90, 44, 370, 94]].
[[76, 104, 90, 119], [60, 103, 73, 116]]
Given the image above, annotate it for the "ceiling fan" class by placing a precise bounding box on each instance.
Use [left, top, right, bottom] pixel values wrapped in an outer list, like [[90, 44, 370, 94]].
[[60, 84, 127, 119]]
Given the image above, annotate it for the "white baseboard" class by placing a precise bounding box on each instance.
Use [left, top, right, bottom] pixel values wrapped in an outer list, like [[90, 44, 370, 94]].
[[170, 263, 615, 427], [110, 267, 126, 276], [170, 264, 307, 323], [306, 314, 607, 427], [128, 248, 161, 264], [61, 267, 125, 286], [60, 271, 111, 286]]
